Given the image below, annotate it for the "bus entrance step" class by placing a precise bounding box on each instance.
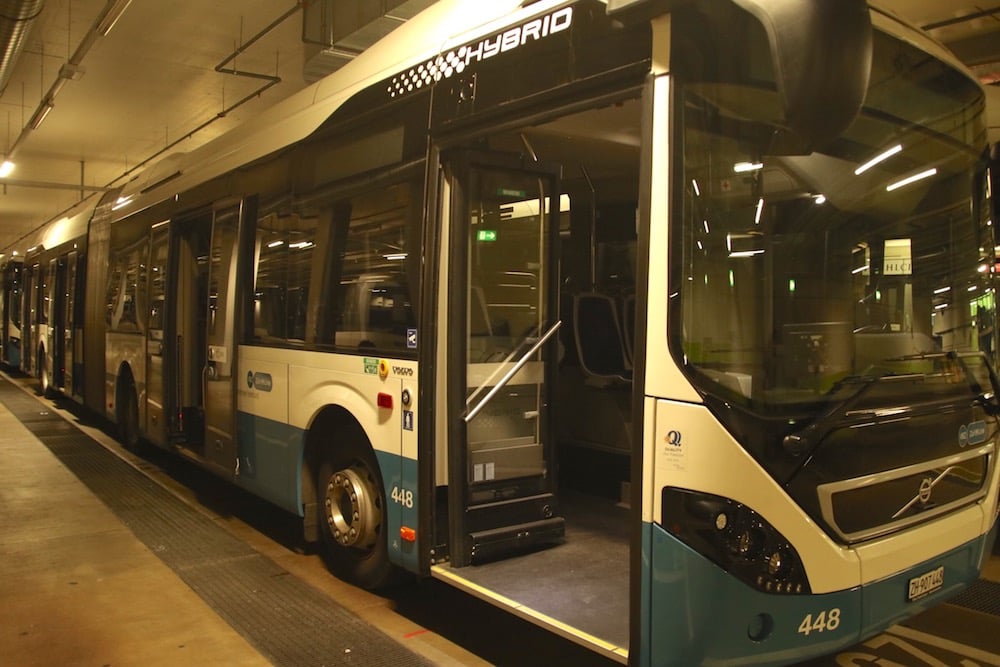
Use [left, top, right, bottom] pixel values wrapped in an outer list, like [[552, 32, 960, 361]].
[[469, 517, 566, 563]]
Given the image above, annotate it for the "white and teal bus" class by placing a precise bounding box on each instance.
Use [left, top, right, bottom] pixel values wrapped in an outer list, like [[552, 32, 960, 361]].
[[8, 0, 1000, 664]]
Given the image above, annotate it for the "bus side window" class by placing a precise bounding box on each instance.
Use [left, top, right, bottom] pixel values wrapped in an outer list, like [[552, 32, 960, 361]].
[[308, 177, 421, 355], [251, 210, 316, 345]]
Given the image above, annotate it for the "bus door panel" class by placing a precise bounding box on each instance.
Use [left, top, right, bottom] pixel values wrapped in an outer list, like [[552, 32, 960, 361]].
[[444, 151, 565, 566], [202, 204, 242, 473], [62, 251, 78, 394], [167, 213, 210, 449], [45, 257, 61, 389], [145, 225, 169, 447], [21, 262, 35, 375], [46, 254, 72, 392]]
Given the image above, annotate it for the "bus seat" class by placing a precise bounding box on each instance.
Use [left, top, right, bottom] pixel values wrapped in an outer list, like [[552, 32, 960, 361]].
[[573, 292, 632, 384]]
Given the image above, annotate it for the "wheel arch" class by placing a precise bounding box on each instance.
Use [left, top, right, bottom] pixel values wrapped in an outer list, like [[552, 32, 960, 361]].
[[113, 360, 136, 414], [301, 403, 378, 543]]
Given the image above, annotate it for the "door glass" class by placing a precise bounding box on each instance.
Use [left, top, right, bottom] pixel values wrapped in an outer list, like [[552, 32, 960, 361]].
[[205, 205, 241, 466], [465, 169, 554, 493], [146, 226, 169, 443], [173, 214, 211, 440]]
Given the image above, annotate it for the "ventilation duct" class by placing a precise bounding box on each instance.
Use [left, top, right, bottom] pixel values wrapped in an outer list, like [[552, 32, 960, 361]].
[[0, 0, 44, 96], [302, 0, 435, 82]]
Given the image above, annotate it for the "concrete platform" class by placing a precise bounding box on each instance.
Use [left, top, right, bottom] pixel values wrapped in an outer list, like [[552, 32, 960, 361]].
[[0, 394, 272, 667]]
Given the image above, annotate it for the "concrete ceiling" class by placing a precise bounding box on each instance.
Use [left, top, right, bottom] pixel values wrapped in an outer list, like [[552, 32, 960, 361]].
[[0, 0, 998, 253]]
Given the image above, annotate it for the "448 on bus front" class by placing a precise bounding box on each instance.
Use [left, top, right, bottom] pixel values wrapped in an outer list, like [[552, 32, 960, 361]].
[[798, 608, 842, 636]]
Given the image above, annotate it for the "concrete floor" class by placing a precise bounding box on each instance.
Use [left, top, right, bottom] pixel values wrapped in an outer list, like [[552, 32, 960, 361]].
[[0, 403, 273, 667]]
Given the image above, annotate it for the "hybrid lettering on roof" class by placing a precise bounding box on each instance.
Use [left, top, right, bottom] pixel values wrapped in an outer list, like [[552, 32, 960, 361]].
[[388, 7, 573, 99]]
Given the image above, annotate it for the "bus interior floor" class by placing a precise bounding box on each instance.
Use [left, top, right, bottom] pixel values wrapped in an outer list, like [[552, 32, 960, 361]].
[[448, 490, 631, 650]]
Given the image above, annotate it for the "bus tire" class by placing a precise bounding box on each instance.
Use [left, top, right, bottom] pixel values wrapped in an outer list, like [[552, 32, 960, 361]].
[[117, 376, 141, 452], [316, 427, 393, 589], [39, 351, 53, 398]]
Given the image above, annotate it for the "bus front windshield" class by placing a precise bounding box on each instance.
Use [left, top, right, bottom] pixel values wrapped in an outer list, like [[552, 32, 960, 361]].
[[674, 12, 992, 440]]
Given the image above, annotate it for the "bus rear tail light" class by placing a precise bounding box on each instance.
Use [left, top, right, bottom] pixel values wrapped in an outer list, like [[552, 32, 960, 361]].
[[661, 487, 811, 594]]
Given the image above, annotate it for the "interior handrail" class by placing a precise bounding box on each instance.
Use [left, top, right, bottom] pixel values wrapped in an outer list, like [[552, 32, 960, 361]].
[[463, 319, 561, 423]]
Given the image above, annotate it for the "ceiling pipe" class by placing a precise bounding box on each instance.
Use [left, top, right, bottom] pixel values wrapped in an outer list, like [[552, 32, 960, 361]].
[[0, 0, 44, 97], [921, 6, 1000, 32], [6, 0, 130, 159]]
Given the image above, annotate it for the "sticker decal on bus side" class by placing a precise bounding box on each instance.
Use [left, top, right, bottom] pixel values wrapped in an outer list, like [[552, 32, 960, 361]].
[[663, 429, 687, 473]]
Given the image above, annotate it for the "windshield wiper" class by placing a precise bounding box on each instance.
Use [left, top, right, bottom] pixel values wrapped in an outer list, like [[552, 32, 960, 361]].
[[781, 372, 923, 457], [782, 350, 1000, 458]]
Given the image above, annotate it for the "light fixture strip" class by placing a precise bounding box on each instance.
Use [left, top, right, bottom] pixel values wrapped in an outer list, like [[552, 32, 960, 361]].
[[855, 144, 902, 175], [886, 168, 937, 192]]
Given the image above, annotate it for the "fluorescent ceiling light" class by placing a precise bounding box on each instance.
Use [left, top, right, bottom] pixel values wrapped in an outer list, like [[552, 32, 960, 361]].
[[754, 197, 764, 224], [0, 160, 13, 178], [267, 240, 285, 248], [886, 168, 937, 192], [734, 162, 764, 173], [29, 102, 53, 130], [729, 250, 765, 258], [855, 144, 902, 175]]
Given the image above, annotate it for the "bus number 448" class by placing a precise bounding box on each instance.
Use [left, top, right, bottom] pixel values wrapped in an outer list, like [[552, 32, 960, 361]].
[[798, 608, 841, 636], [391, 486, 414, 508]]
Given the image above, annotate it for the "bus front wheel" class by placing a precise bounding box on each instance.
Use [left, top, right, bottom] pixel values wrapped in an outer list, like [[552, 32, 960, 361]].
[[316, 429, 392, 589]]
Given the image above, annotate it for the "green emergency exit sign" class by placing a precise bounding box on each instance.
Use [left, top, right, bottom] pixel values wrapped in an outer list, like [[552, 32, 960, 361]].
[[477, 230, 498, 242]]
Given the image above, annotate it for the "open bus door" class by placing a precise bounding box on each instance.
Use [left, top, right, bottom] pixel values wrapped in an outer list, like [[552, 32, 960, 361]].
[[443, 151, 566, 567], [165, 203, 245, 474]]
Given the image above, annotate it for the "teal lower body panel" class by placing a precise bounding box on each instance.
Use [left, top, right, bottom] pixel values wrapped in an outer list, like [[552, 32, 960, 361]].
[[639, 521, 992, 667], [235, 412, 305, 515], [375, 450, 420, 574]]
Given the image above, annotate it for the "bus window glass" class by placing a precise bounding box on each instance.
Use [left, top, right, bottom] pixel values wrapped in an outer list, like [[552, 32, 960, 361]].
[[296, 178, 421, 355], [251, 211, 317, 343], [105, 240, 147, 333], [148, 231, 168, 333]]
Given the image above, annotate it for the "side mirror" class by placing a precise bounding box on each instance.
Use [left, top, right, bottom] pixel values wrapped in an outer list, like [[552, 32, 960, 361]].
[[729, 0, 872, 148], [609, 0, 873, 150]]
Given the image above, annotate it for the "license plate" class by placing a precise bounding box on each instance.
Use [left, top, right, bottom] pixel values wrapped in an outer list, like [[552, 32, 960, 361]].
[[907, 566, 944, 601]]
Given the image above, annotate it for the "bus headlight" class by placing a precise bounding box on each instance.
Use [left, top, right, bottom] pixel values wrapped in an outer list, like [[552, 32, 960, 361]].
[[661, 487, 811, 594]]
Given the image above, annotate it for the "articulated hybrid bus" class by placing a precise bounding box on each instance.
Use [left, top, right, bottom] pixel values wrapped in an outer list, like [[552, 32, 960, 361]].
[[3, 0, 999, 664]]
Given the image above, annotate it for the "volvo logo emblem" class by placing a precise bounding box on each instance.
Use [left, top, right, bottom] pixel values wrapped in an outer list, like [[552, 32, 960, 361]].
[[917, 476, 934, 505], [892, 468, 956, 519]]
